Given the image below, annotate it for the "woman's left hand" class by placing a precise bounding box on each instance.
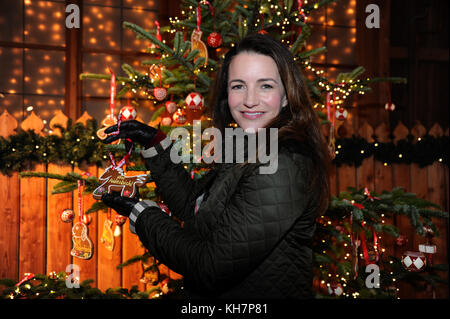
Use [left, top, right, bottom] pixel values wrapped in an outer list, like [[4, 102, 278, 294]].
[[101, 192, 139, 217]]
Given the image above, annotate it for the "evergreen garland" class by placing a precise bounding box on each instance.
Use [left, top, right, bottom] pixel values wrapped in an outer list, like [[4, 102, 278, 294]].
[[0, 120, 447, 175], [333, 135, 448, 168]]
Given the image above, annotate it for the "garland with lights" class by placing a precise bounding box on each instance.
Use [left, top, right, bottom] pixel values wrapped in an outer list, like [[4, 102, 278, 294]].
[[333, 134, 449, 168], [1, 120, 447, 175], [0, 271, 183, 299]]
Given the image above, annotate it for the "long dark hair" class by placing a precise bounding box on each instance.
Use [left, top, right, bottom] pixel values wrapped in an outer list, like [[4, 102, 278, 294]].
[[209, 33, 331, 217]]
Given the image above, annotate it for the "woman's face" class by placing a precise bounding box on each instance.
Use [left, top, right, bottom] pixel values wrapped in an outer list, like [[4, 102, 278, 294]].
[[227, 51, 287, 132]]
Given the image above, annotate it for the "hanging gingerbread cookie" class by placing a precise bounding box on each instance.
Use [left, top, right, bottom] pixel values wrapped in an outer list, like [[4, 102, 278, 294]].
[[93, 135, 147, 200], [93, 165, 147, 200], [191, 1, 209, 67], [71, 180, 93, 260]]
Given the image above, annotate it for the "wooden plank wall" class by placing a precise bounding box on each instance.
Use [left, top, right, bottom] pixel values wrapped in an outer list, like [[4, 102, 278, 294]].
[[0, 110, 448, 299]]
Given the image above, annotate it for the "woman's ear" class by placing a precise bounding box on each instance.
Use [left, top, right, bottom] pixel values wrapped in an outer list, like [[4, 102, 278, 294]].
[[281, 95, 288, 108]]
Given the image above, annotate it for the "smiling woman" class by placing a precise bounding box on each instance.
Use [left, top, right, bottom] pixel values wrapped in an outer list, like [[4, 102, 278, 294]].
[[227, 52, 288, 131]]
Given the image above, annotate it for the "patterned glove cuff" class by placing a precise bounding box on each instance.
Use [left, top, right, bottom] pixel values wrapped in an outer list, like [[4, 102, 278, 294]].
[[141, 136, 172, 159], [129, 200, 159, 234]]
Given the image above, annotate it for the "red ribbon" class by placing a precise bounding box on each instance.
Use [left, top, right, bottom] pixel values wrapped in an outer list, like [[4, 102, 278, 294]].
[[326, 92, 336, 127], [326, 92, 335, 127], [344, 198, 364, 210], [331, 90, 336, 127], [351, 217, 379, 268], [360, 227, 370, 264], [108, 115, 134, 170], [297, 0, 307, 34], [364, 187, 381, 201], [108, 67, 116, 120], [197, 1, 214, 32], [77, 179, 85, 222], [196, 1, 202, 31], [326, 92, 331, 122], [16, 273, 35, 286], [109, 146, 132, 170], [155, 21, 162, 42]]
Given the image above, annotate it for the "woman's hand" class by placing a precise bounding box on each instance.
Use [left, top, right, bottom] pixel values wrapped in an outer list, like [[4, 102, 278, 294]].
[[103, 120, 158, 148], [101, 192, 139, 217]]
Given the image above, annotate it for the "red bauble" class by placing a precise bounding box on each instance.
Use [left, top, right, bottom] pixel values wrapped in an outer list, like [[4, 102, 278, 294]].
[[395, 235, 408, 246], [119, 105, 137, 121], [81, 214, 92, 225], [153, 87, 168, 101], [207, 32, 222, 48], [173, 109, 187, 124], [161, 116, 172, 126], [60, 209, 74, 223], [115, 215, 127, 226], [335, 108, 348, 120], [401, 250, 426, 272], [185, 92, 204, 110], [165, 101, 177, 114], [385, 102, 395, 111], [327, 282, 343, 296]]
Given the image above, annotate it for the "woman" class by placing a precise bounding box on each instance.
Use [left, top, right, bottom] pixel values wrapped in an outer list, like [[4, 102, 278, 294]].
[[102, 34, 331, 298]]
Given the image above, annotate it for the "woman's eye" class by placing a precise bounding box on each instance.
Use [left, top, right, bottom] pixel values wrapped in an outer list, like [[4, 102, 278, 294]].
[[261, 84, 273, 89], [231, 84, 244, 90]]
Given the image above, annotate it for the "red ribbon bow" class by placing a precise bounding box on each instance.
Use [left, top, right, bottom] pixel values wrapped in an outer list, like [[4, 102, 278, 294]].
[[364, 187, 380, 201]]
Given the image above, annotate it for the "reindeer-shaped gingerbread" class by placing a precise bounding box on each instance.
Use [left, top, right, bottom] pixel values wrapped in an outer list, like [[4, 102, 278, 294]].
[[93, 166, 147, 200]]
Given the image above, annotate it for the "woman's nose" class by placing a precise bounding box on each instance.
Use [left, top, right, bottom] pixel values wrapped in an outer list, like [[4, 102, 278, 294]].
[[243, 88, 259, 108]]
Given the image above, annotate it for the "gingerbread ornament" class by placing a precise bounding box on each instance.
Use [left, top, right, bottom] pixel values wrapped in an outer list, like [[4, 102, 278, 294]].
[[191, 1, 209, 67], [71, 222, 93, 260], [191, 30, 208, 67], [100, 219, 114, 251], [71, 179, 93, 260], [92, 166, 147, 200]]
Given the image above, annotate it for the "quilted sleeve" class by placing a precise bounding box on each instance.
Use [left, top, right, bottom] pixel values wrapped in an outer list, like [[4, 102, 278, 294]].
[[134, 153, 314, 294], [142, 137, 214, 221]]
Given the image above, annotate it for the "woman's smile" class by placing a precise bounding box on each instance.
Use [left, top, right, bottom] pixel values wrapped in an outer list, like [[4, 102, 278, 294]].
[[240, 111, 266, 120]]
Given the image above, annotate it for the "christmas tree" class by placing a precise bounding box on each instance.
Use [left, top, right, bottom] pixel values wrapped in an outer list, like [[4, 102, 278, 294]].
[[2, 0, 447, 299]]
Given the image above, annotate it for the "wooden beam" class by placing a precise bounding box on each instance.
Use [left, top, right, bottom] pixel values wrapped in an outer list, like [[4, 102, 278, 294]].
[[355, 0, 391, 129], [65, 0, 82, 120]]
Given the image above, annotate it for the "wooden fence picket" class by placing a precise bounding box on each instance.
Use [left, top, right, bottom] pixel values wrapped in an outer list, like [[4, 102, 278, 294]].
[[335, 121, 357, 193], [356, 121, 375, 191], [18, 112, 47, 278], [46, 163, 73, 276], [0, 110, 19, 280], [0, 110, 18, 138]]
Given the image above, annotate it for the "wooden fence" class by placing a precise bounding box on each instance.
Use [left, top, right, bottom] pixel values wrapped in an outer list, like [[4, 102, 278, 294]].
[[0, 109, 448, 298]]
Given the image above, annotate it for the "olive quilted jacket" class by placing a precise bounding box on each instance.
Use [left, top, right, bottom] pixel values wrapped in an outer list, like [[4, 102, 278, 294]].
[[131, 137, 320, 299]]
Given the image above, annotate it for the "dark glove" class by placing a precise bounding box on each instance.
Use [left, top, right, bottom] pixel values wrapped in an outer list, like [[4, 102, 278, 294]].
[[104, 120, 158, 149], [101, 192, 139, 217]]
